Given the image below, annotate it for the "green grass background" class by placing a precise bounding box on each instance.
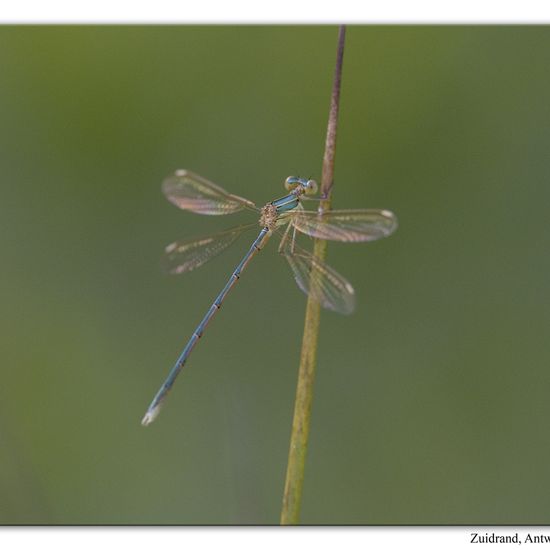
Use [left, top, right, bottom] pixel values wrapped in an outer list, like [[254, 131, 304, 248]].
[[1, 25, 549, 524]]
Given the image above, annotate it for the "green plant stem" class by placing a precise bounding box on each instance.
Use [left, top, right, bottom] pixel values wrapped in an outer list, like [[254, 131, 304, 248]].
[[280, 25, 346, 525]]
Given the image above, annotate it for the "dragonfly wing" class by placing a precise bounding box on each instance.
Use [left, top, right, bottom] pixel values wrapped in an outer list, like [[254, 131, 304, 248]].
[[162, 170, 257, 215], [283, 245, 356, 315], [292, 209, 398, 242], [163, 223, 256, 274]]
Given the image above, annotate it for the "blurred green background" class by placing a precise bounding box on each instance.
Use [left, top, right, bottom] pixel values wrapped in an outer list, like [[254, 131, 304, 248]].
[[1, 25, 549, 524]]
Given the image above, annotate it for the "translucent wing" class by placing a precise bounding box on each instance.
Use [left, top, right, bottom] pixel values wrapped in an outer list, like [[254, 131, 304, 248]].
[[163, 223, 256, 274], [281, 240, 356, 315], [292, 209, 398, 242], [162, 170, 257, 215]]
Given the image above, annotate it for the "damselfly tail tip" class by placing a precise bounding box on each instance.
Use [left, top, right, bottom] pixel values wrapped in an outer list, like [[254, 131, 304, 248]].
[[141, 405, 161, 427]]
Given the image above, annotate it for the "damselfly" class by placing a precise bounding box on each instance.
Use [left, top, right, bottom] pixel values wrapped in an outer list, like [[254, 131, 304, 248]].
[[141, 170, 397, 425]]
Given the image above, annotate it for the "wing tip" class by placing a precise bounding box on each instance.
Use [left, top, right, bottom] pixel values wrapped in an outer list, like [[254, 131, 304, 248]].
[[381, 209, 399, 235], [163, 169, 198, 190], [174, 168, 191, 177]]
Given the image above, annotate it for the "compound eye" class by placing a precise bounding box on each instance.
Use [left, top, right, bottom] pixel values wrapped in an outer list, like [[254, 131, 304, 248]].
[[284, 176, 301, 191], [305, 179, 318, 195]]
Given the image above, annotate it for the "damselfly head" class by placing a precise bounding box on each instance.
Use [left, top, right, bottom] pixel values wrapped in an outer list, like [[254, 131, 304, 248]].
[[284, 176, 318, 196]]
